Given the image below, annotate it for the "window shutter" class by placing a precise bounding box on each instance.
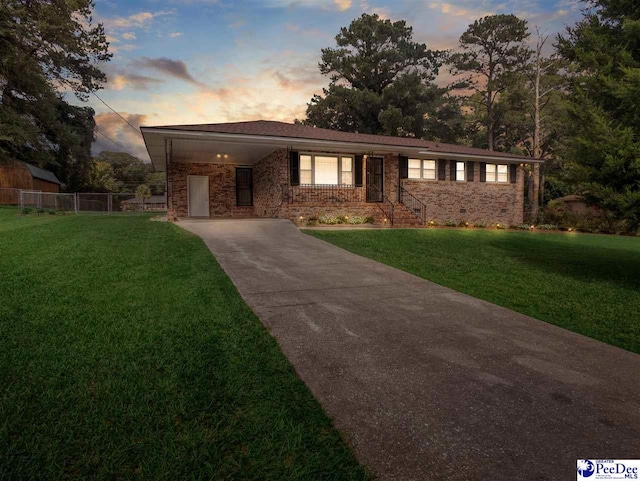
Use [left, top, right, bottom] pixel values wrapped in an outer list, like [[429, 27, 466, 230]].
[[289, 150, 299, 186], [437, 160, 446, 180], [479, 162, 486, 182], [510, 164, 518, 184], [354, 155, 363, 186], [399, 155, 408, 179], [466, 161, 474, 182], [449, 160, 456, 181]]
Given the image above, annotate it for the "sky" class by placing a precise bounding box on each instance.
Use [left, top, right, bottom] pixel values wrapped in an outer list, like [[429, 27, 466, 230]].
[[85, 0, 583, 161]]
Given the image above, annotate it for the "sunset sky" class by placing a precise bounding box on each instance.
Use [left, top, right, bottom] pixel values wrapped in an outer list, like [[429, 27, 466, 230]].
[[85, 0, 582, 161]]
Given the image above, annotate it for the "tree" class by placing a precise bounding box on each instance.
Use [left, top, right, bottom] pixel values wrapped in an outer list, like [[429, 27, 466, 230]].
[[89, 161, 119, 193], [93, 151, 149, 191], [144, 172, 166, 195], [557, 0, 640, 232], [302, 14, 461, 141], [498, 28, 570, 219], [135, 184, 152, 211], [0, 0, 110, 188], [449, 14, 532, 151]]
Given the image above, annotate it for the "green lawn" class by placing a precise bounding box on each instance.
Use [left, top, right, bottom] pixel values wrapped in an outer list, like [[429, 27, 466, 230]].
[[305, 228, 640, 354], [0, 208, 367, 480]]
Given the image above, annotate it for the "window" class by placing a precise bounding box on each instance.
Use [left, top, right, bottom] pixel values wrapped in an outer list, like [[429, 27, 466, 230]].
[[300, 155, 312, 184], [300, 153, 354, 185], [341, 156, 353, 185], [408, 159, 421, 179], [407, 159, 436, 180], [456, 161, 466, 182], [486, 164, 509, 183], [423, 160, 436, 180]]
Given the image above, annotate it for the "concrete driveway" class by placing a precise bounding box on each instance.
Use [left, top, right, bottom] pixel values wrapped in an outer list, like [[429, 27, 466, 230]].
[[179, 218, 640, 480]]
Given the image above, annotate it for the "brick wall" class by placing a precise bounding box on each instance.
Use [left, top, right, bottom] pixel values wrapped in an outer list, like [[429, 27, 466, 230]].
[[167, 162, 254, 217], [253, 149, 287, 218], [399, 161, 525, 225], [166, 149, 525, 225]]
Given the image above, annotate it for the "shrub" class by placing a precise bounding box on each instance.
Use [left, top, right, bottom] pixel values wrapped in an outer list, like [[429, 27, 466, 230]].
[[473, 221, 486, 228], [336, 215, 347, 224], [536, 224, 559, 230], [22, 207, 33, 215], [458, 220, 470, 228], [494, 223, 506, 229], [318, 215, 345, 225], [443, 220, 457, 227], [347, 215, 369, 224], [306, 217, 318, 227], [510, 224, 532, 230], [427, 219, 438, 227], [48, 210, 57, 215], [364, 216, 375, 224]]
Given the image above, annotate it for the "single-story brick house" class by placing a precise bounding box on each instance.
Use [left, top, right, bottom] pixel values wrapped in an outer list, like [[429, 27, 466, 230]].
[[140, 120, 541, 226]]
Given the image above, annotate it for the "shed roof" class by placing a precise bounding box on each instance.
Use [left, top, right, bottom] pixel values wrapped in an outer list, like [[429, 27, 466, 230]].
[[23, 163, 61, 185]]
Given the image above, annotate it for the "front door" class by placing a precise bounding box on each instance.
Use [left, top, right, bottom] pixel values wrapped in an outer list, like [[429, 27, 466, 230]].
[[236, 168, 253, 206], [366, 157, 384, 202], [188, 175, 209, 217]]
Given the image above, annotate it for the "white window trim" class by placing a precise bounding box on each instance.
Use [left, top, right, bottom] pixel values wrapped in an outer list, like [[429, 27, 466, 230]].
[[485, 163, 509, 183], [407, 158, 438, 181], [299, 153, 355, 186]]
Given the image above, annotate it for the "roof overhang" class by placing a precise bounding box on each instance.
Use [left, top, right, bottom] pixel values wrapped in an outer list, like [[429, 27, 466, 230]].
[[141, 127, 542, 172]]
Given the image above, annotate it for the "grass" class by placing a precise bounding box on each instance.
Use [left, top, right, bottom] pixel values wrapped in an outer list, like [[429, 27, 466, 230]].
[[0, 207, 368, 480], [305, 227, 640, 354]]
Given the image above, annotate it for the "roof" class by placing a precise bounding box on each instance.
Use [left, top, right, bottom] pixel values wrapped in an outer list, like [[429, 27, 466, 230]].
[[142, 120, 537, 162], [23, 163, 61, 184]]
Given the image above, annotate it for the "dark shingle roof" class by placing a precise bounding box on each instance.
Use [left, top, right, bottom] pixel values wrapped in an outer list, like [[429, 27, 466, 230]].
[[23, 163, 61, 184], [143, 120, 535, 161]]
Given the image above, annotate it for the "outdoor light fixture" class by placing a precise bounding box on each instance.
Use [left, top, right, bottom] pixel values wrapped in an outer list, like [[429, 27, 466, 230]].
[[216, 154, 221, 158], [223, 154, 228, 159]]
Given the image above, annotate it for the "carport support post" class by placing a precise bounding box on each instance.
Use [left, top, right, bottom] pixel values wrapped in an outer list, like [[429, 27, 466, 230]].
[[19, 190, 23, 214], [108, 193, 112, 215], [74, 193, 78, 215]]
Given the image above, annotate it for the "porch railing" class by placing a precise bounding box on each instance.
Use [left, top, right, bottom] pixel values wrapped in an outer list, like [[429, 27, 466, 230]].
[[284, 184, 365, 204], [368, 183, 394, 226], [398, 184, 427, 225]]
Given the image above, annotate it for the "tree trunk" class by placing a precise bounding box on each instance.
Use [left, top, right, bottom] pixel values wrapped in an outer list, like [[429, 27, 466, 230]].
[[486, 89, 494, 151], [529, 34, 544, 221]]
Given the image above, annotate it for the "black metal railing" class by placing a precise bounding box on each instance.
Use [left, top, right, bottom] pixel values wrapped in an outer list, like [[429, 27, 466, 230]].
[[398, 184, 427, 225], [284, 184, 365, 204], [368, 183, 394, 226]]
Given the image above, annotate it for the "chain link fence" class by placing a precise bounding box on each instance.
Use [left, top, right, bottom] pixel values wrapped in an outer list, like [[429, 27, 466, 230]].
[[19, 191, 76, 213], [15, 191, 166, 215]]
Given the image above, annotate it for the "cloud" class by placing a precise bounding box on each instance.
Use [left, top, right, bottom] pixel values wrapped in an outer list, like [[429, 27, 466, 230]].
[[169, 32, 183, 38], [121, 32, 137, 40], [132, 57, 206, 87], [101, 10, 175, 31], [334, 0, 351, 11], [109, 73, 163, 90], [93, 112, 149, 161]]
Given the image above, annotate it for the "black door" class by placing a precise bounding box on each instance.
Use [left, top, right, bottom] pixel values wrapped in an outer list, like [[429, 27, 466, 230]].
[[236, 168, 253, 206], [366, 157, 384, 202]]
